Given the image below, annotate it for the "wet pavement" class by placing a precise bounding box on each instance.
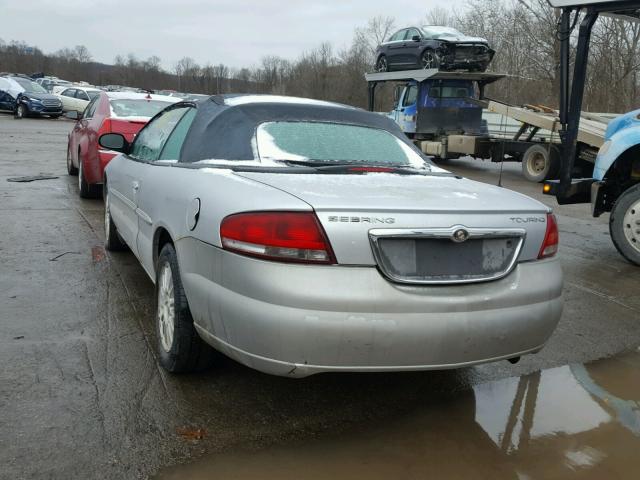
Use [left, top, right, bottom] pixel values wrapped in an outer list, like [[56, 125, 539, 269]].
[[156, 351, 640, 480], [1, 115, 639, 479]]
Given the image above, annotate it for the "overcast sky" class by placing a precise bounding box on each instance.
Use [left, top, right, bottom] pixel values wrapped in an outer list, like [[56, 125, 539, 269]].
[[0, 0, 468, 70]]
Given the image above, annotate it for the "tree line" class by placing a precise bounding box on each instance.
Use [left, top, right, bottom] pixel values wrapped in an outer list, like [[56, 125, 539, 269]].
[[1, 0, 638, 113]]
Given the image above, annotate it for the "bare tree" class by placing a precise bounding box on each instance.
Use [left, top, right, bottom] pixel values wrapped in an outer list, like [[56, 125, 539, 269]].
[[73, 45, 92, 63], [354, 15, 396, 58], [425, 7, 455, 26]]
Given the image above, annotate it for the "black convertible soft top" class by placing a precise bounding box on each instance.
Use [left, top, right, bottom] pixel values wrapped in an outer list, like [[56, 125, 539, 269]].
[[177, 95, 417, 163]]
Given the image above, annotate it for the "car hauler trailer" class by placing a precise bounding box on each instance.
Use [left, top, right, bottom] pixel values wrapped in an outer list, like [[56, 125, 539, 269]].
[[542, 0, 640, 265], [364, 69, 609, 182]]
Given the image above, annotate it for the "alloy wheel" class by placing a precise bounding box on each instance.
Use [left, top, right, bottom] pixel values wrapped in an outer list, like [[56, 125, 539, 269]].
[[376, 57, 388, 72], [422, 51, 438, 69], [157, 263, 175, 353]]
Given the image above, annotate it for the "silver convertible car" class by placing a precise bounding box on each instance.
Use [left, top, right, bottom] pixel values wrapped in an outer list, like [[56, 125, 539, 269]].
[[99, 94, 563, 377]]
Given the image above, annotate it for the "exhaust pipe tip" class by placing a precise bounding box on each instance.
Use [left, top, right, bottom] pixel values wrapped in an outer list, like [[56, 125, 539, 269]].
[[508, 356, 521, 365]]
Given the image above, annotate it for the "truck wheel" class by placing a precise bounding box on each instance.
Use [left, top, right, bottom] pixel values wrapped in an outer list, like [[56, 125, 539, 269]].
[[521, 144, 559, 183], [421, 49, 440, 70], [610, 183, 640, 266], [155, 243, 214, 372]]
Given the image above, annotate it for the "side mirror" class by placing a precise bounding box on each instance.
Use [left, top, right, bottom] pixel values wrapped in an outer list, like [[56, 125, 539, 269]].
[[99, 133, 130, 154], [411, 35, 421, 42], [65, 111, 79, 120]]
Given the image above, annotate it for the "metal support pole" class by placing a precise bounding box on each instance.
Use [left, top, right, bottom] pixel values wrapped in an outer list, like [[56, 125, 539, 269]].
[[367, 82, 377, 112], [559, 8, 570, 128], [559, 10, 598, 194]]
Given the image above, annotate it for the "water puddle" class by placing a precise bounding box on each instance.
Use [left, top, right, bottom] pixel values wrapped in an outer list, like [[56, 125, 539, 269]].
[[156, 351, 640, 479]]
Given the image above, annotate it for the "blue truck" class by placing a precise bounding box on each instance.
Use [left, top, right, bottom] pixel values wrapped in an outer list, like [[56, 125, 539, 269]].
[[386, 78, 486, 138], [587, 110, 640, 264], [543, 0, 640, 265], [366, 69, 572, 183]]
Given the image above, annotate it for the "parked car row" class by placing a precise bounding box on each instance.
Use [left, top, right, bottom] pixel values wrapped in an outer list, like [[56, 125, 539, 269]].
[[61, 93, 563, 378], [374, 25, 495, 73], [66, 91, 179, 197], [0, 72, 214, 119], [35, 75, 72, 93]]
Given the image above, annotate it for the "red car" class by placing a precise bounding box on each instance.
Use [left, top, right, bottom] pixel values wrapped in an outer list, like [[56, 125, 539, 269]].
[[66, 92, 179, 197]]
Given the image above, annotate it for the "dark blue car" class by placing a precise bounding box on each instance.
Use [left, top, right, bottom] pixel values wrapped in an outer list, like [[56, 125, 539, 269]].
[[0, 76, 63, 119], [375, 26, 495, 73]]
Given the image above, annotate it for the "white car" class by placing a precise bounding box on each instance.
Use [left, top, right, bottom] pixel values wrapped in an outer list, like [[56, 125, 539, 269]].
[[55, 86, 101, 113]]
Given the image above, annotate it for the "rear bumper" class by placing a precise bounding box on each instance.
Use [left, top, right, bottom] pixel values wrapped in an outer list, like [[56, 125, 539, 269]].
[[94, 149, 118, 184], [178, 238, 563, 377]]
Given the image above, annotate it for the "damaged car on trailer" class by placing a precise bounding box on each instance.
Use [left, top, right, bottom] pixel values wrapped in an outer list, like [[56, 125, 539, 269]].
[[100, 94, 562, 377], [375, 26, 495, 72]]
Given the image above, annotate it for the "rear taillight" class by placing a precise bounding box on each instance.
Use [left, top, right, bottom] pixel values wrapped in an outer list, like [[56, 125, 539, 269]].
[[220, 212, 336, 264], [538, 213, 559, 259]]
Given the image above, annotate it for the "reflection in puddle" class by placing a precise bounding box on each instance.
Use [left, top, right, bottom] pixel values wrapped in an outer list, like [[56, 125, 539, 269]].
[[156, 352, 640, 479]]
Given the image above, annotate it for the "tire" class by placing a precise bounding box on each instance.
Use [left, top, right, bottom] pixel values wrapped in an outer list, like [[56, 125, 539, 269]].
[[103, 183, 126, 251], [67, 144, 78, 176], [14, 103, 27, 119], [421, 49, 441, 70], [521, 144, 560, 183], [609, 183, 640, 266], [155, 243, 214, 373], [375, 55, 388, 72], [50, 115, 61, 119], [77, 153, 100, 198]]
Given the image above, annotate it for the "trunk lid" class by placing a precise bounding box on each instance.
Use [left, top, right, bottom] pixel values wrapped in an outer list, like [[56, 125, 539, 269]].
[[235, 171, 551, 276]]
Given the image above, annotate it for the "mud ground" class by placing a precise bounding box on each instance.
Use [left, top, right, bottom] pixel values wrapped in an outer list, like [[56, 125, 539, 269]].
[[1, 115, 638, 479]]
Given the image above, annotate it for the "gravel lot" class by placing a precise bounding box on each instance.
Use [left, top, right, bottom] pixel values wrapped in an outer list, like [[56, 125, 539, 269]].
[[1, 114, 639, 479]]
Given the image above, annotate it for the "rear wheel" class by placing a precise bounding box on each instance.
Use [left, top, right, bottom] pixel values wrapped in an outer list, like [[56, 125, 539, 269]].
[[155, 243, 214, 372], [521, 144, 560, 183], [78, 152, 99, 198], [375, 55, 388, 72], [103, 184, 126, 251], [67, 145, 78, 176], [421, 49, 440, 70], [610, 183, 640, 266]]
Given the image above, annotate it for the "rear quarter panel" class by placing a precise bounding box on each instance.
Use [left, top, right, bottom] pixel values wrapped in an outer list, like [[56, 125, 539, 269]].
[[132, 165, 311, 280]]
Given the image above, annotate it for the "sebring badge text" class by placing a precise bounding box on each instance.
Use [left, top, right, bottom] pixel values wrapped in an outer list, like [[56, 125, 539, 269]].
[[328, 216, 396, 224]]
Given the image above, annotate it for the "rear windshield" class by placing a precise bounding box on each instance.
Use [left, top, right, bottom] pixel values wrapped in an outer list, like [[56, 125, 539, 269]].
[[428, 86, 471, 98], [109, 99, 172, 118], [256, 121, 426, 167]]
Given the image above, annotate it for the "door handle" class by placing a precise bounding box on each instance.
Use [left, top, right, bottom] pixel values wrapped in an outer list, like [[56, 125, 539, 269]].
[[132, 181, 140, 192]]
